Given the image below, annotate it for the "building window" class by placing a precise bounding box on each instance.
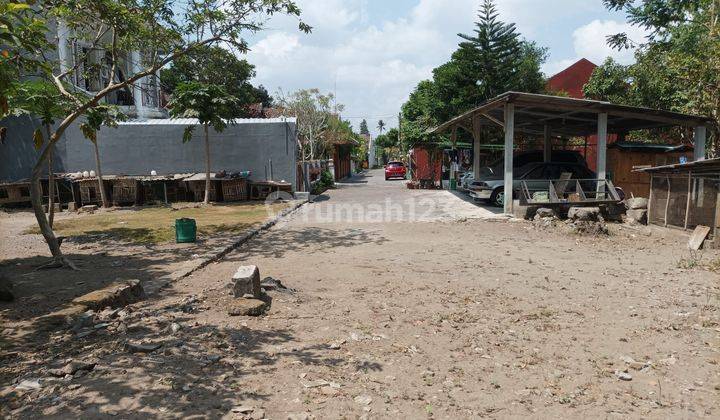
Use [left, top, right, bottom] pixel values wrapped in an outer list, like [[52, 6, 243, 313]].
[[0, 188, 8, 199]]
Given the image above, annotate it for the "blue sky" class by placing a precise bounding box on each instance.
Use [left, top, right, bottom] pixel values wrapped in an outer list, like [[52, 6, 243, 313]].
[[244, 0, 646, 135]]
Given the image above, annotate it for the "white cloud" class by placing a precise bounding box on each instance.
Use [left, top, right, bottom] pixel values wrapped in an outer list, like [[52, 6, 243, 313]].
[[244, 1, 640, 135], [572, 20, 647, 65], [544, 19, 649, 74]]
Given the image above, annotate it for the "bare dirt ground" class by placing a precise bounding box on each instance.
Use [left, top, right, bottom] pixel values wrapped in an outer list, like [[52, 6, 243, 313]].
[[1, 170, 719, 419]]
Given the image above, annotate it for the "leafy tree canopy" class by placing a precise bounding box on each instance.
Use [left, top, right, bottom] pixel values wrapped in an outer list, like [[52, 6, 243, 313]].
[[160, 45, 271, 116], [169, 82, 240, 142], [359, 119, 370, 135], [586, 0, 719, 152]]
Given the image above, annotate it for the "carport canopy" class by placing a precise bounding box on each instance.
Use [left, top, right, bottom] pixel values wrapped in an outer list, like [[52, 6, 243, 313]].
[[429, 91, 713, 215]]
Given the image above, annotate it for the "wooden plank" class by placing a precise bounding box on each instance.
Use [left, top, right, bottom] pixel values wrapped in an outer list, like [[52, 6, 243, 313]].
[[664, 175, 671, 227], [688, 225, 711, 250], [684, 172, 692, 230]]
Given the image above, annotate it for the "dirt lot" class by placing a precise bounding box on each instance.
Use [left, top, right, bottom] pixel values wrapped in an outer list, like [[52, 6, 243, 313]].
[[1, 171, 719, 419]]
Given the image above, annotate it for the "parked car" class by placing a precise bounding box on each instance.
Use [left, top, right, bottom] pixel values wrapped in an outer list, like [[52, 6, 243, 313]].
[[477, 150, 588, 179], [468, 162, 596, 207], [385, 161, 407, 180]]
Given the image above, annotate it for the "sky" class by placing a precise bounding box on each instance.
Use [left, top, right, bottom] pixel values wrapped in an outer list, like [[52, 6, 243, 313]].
[[243, 0, 648, 136]]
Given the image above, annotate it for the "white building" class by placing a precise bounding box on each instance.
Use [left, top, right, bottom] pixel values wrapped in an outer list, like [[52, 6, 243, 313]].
[[56, 22, 166, 119]]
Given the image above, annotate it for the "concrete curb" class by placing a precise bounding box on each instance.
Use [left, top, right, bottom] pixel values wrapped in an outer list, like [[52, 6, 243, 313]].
[[157, 199, 310, 288]]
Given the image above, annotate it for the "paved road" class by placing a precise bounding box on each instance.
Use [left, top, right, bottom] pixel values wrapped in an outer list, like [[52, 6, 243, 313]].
[[285, 169, 503, 225]]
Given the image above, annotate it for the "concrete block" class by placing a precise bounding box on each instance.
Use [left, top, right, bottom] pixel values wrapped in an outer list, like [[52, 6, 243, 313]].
[[72, 279, 145, 310], [536, 208, 557, 219], [233, 265, 261, 298], [67, 202, 77, 212], [81, 205, 98, 213], [294, 192, 310, 201], [53, 203, 62, 212], [568, 206, 600, 222], [625, 209, 647, 225], [227, 298, 268, 316], [625, 197, 649, 210]]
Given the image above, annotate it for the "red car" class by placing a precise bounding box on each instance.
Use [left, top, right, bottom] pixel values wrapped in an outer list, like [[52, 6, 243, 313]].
[[385, 161, 407, 180]]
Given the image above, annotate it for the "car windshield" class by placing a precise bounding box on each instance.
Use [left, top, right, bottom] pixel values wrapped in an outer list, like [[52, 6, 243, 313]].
[[388, 162, 404, 167]]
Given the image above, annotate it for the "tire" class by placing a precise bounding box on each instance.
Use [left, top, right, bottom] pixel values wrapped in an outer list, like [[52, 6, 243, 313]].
[[385, 176, 389, 181], [489, 188, 505, 208]]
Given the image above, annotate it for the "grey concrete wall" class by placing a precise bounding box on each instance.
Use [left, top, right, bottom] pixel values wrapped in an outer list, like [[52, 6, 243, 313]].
[[1, 118, 297, 189], [0, 115, 65, 182]]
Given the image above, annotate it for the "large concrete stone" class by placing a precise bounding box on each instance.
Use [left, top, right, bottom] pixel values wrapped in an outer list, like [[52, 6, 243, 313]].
[[568, 206, 601, 222], [72, 279, 144, 310], [626, 209, 648, 225], [232, 266, 261, 298], [536, 208, 557, 219], [227, 299, 268, 317], [625, 197, 649, 210]]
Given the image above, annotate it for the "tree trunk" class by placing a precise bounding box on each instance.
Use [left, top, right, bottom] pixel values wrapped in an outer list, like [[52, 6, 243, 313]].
[[204, 124, 211, 204], [30, 140, 62, 258], [93, 140, 110, 208], [46, 124, 56, 228]]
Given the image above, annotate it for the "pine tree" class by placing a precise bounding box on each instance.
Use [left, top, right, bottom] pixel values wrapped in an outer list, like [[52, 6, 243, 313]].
[[432, 0, 546, 117], [359, 119, 370, 135]]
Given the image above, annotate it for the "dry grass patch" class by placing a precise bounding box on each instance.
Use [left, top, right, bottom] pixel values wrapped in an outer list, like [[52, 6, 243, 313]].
[[26, 202, 289, 244]]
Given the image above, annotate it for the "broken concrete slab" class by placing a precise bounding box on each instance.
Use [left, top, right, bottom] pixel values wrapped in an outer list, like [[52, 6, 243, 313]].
[[227, 298, 268, 317], [80, 205, 98, 213], [232, 266, 261, 298], [38, 304, 88, 329], [568, 207, 600, 222], [72, 279, 144, 311], [125, 341, 162, 353], [688, 225, 711, 251]]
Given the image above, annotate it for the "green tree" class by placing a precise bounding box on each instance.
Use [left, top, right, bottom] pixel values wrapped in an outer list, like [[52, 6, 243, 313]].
[[10, 0, 309, 266], [359, 119, 370, 135], [170, 82, 240, 204], [587, 0, 719, 152], [78, 105, 126, 209], [401, 0, 547, 146], [276, 89, 340, 160], [10, 81, 73, 226], [160, 45, 271, 116]]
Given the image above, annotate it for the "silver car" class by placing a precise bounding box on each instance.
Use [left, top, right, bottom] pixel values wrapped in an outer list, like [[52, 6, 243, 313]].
[[468, 162, 596, 207]]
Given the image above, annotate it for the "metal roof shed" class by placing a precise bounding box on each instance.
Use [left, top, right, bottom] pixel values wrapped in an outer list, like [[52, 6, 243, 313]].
[[429, 92, 713, 214]]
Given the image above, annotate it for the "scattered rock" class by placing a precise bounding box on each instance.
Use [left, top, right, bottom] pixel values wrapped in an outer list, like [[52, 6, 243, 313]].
[[354, 394, 372, 405], [568, 206, 600, 222], [232, 266, 261, 298], [15, 378, 42, 391], [48, 361, 96, 377], [227, 298, 268, 317], [536, 208, 557, 219], [625, 197, 649, 210], [125, 341, 162, 354], [261, 277, 296, 293], [231, 406, 254, 414], [615, 370, 633, 381], [287, 413, 315, 420], [170, 323, 182, 333], [72, 279, 145, 311], [0, 276, 14, 302]]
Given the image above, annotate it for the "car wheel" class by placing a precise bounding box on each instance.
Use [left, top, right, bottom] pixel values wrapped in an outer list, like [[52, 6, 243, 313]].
[[490, 188, 505, 208], [385, 176, 389, 181]]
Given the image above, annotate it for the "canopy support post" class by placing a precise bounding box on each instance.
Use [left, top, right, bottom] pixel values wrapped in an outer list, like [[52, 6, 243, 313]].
[[504, 103, 515, 215]]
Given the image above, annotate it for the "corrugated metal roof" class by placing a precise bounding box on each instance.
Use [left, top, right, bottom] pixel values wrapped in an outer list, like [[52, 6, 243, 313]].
[[635, 157, 720, 173], [119, 117, 296, 126]]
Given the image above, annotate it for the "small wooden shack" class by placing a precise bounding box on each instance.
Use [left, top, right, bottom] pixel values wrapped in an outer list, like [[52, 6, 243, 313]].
[[0, 181, 32, 206], [637, 158, 720, 237], [221, 178, 248, 202], [608, 141, 693, 198], [185, 173, 221, 202]]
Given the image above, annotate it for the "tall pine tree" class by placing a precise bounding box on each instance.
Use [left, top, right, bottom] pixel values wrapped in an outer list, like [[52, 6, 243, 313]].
[[359, 119, 370, 135], [402, 0, 547, 144]]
